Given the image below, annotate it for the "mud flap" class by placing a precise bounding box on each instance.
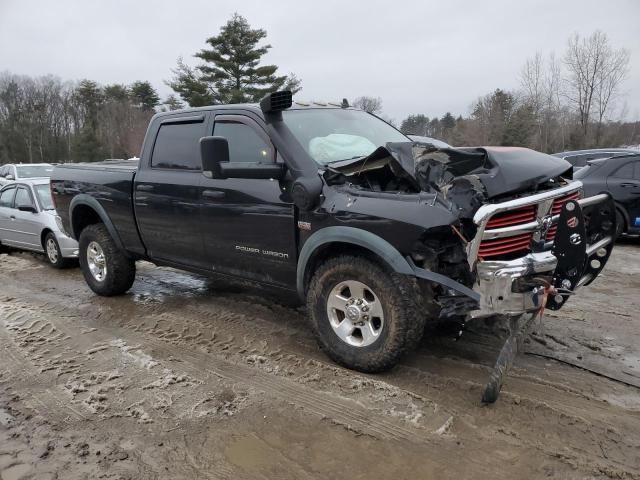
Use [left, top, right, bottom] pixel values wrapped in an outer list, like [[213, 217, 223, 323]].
[[481, 312, 537, 404]]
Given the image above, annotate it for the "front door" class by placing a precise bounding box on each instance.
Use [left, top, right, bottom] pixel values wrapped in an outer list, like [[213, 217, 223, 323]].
[[134, 114, 208, 267], [199, 113, 296, 288], [7, 185, 42, 250]]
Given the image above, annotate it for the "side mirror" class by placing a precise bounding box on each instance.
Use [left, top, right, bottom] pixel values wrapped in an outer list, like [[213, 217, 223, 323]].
[[5, 175, 14, 181], [200, 136, 229, 179], [200, 135, 285, 180], [17, 204, 37, 213]]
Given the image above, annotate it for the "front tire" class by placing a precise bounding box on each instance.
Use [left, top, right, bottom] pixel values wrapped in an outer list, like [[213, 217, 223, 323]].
[[307, 255, 424, 373], [44, 232, 74, 269], [78, 224, 135, 296]]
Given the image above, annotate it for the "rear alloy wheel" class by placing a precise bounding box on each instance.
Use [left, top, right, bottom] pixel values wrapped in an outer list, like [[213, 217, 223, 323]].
[[308, 255, 424, 373], [44, 232, 73, 269], [79, 223, 135, 296]]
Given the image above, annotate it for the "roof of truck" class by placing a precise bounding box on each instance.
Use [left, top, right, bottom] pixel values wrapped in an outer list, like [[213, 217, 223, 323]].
[[153, 101, 352, 119]]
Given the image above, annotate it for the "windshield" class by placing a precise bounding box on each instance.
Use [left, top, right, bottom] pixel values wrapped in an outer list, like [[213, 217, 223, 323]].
[[33, 184, 54, 210], [282, 109, 408, 165], [16, 165, 54, 178]]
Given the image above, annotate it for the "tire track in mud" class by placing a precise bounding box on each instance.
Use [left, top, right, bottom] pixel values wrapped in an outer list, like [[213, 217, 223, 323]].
[[3, 257, 640, 477], [0, 295, 451, 447], [3, 295, 640, 479]]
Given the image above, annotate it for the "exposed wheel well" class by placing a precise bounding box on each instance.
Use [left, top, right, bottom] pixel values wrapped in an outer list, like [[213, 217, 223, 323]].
[[72, 204, 102, 239], [40, 228, 54, 249], [302, 242, 391, 294]]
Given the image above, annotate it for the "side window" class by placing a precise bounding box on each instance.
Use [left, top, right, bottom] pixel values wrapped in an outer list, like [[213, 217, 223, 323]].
[[612, 162, 634, 179], [14, 187, 34, 208], [214, 121, 274, 163], [151, 120, 205, 170], [0, 187, 16, 207]]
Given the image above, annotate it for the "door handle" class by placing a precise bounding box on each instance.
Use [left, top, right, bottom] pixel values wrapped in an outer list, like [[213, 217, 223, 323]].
[[136, 184, 154, 192], [620, 182, 639, 188], [202, 190, 225, 200], [10, 215, 15, 220]]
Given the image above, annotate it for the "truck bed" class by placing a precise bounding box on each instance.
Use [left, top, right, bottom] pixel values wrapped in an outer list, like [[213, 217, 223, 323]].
[[51, 160, 145, 257]]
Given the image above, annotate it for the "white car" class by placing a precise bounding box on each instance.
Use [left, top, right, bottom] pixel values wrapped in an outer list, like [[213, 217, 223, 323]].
[[0, 178, 78, 268], [0, 163, 55, 186]]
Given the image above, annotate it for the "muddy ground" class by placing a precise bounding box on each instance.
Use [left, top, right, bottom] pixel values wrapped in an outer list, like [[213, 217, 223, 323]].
[[0, 241, 639, 480]]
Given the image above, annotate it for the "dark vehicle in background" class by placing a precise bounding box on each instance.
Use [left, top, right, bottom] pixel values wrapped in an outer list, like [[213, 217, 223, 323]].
[[575, 153, 640, 236], [0, 163, 54, 186], [51, 91, 616, 402], [553, 148, 639, 171]]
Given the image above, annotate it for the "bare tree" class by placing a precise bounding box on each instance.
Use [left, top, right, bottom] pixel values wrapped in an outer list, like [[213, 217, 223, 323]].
[[353, 96, 383, 114], [594, 47, 630, 143], [563, 31, 629, 147]]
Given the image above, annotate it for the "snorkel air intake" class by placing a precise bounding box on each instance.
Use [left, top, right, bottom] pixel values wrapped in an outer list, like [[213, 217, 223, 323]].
[[260, 91, 323, 211]]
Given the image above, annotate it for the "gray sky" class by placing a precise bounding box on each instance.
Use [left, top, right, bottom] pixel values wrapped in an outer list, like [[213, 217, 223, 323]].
[[1, 0, 638, 122]]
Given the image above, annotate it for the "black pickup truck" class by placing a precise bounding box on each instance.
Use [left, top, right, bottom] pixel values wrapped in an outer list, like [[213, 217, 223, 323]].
[[52, 91, 617, 402]]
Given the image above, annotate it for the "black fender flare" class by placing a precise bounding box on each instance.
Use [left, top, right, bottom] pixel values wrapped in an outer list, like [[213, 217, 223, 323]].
[[69, 194, 127, 252], [296, 226, 479, 303]]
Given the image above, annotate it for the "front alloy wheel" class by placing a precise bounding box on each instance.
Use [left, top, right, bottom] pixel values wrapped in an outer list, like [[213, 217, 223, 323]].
[[308, 255, 425, 373], [327, 280, 384, 347]]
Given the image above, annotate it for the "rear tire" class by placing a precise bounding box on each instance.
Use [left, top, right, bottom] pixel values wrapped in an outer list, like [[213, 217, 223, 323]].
[[78, 224, 135, 296], [307, 255, 425, 373], [44, 232, 74, 269]]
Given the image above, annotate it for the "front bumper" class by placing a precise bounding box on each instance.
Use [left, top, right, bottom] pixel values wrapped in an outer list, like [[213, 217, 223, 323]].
[[469, 189, 615, 319], [57, 234, 79, 258]]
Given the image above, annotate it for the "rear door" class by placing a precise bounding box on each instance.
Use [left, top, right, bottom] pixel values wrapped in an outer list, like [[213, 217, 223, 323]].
[[134, 114, 208, 267], [607, 159, 640, 230], [199, 112, 296, 287]]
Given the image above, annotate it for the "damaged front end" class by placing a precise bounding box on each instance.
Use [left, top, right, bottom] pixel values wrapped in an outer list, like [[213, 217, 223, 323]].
[[325, 142, 616, 402]]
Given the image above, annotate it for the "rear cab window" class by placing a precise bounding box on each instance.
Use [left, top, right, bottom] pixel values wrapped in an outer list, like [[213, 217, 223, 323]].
[[151, 118, 206, 170]]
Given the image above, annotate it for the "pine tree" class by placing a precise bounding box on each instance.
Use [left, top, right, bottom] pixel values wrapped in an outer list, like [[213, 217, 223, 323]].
[[103, 84, 129, 102], [400, 114, 430, 135], [167, 58, 216, 107], [162, 94, 184, 111], [168, 13, 296, 105], [72, 80, 103, 161], [130, 81, 160, 111]]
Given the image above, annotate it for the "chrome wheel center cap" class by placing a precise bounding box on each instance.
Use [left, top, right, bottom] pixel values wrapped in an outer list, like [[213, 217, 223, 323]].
[[346, 305, 361, 321]]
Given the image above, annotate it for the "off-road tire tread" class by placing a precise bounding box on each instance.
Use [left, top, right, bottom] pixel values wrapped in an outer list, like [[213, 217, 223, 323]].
[[307, 255, 425, 373], [78, 224, 135, 296]]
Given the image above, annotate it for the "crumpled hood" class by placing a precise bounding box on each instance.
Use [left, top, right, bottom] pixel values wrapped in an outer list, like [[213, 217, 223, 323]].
[[330, 142, 573, 200]]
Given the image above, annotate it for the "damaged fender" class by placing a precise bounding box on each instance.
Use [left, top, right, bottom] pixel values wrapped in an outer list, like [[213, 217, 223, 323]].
[[297, 226, 479, 302]]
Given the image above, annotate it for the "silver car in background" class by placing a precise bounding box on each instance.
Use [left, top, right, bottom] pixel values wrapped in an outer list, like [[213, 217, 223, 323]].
[[0, 178, 78, 268], [0, 163, 54, 186]]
